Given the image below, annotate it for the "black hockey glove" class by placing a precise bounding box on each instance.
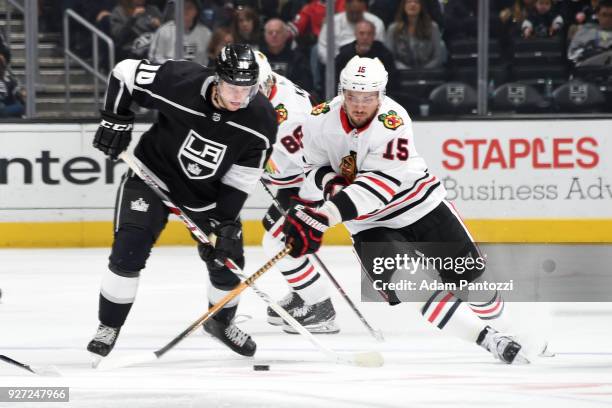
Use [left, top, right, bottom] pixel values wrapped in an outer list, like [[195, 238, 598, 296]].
[[93, 110, 134, 160], [323, 174, 350, 201], [283, 203, 329, 258], [198, 220, 244, 269]]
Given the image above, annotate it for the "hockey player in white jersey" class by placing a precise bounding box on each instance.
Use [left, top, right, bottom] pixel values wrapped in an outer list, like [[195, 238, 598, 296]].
[[255, 52, 339, 334], [281, 56, 530, 364]]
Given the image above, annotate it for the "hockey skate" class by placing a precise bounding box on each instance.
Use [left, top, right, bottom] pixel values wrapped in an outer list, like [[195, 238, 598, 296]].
[[267, 291, 305, 325], [203, 306, 256, 357], [477, 326, 529, 364], [87, 323, 121, 366], [282, 298, 340, 334]]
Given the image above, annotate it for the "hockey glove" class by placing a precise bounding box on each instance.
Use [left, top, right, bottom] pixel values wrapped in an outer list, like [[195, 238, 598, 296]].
[[283, 203, 329, 258], [93, 110, 134, 160], [323, 174, 350, 201], [198, 220, 244, 269]]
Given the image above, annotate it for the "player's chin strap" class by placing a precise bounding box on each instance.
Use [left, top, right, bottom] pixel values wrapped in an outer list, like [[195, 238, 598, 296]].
[[260, 180, 385, 342], [111, 151, 382, 368]]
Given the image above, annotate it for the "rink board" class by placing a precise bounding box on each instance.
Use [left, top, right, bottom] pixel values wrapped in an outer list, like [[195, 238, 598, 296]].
[[0, 120, 611, 247]]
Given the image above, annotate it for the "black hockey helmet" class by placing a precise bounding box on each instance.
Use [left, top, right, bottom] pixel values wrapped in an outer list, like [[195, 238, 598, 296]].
[[215, 43, 259, 86]]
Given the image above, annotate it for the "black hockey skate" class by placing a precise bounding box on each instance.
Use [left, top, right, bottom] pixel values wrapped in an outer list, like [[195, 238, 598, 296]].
[[267, 291, 305, 325], [87, 323, 121, 358], [477, 326, 529, 364], [282, 298, 340, 334], [203, 306, 256, 357]]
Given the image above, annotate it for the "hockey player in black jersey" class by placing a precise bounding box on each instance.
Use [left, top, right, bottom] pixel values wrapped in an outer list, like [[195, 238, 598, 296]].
[[87, 44, 277, 360]]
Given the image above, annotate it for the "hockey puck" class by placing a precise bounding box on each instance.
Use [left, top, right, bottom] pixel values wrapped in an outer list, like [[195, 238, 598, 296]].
[[253, 365, 269, 371]]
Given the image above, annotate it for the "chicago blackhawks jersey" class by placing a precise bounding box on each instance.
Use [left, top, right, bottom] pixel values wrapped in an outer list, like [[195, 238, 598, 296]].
[[262, 73, 312, 189], [103, 58, 277, 221], [299, 95, 446, 234]]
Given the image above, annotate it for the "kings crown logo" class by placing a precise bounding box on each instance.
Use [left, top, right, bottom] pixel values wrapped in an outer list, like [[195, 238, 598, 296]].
[[275, 103, 288, 124], [311, 102, 330, 116], [377, 110, 404, 130], [130, 198, 149, 212], [187, 163, 203, 175]]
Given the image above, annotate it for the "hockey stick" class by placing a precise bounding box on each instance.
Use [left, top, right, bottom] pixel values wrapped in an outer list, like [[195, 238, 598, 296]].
[[114, 152, 382, 367], [97, 246, 292, 370], [0, 354, 61, 377], [233, 269, 383, 367], [260, 180, 384, 342]]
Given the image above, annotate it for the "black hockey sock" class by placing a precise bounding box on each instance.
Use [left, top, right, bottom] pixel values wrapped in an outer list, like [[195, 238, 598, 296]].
[[99, 294, 133, 328]]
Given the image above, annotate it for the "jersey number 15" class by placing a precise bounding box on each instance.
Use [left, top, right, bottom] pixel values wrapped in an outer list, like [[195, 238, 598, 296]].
[[383, 138, 409, 161]]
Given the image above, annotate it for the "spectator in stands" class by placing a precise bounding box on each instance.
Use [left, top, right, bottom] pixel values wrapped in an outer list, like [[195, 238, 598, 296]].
[[259, 18, 313, 91], [335, 20, 397, 89], [498, 0, 537, 38], [111, 0, 163, 61], [317, 0, 385, 62], [0, 50, 24, 118], [288, 0, 346, 46], [386, 0, 445, 69], [566, 0, 600, 39], [443, 0, 479, 40], [234, 0, 280, 22], [230, 6, 261, 50], [200, 0, 234, 30], [370, 0, 444, 29], [149, 0, 212, 65], [522, 0, 564, 38], [568, 0, 612, 62], [0, 32, 10, 66], [206, 27, 233, 66]]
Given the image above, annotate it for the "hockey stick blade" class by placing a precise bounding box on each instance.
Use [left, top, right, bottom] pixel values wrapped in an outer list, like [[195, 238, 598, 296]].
[[247, 278, 384, 368], [0, 355, 62, 377]]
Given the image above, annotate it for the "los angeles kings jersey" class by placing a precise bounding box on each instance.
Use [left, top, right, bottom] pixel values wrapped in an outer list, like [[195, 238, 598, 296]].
[[103, 59, 277, 220], [299, 95, 446, 234], [262, 73, 312, 189]]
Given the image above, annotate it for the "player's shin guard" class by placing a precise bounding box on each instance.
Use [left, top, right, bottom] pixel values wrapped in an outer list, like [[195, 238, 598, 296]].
[[88, 265, 140, 358], [98, 265, 140, 328], [262, 220, 330, 305]]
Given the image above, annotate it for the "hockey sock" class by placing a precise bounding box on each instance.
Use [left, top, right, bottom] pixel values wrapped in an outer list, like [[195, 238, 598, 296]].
[[276, 257, 330, 305], [469, 290, 506, 323], [262, 218, 330, 305], [418, 290, 489, 343], [207, 281, 240, 310], [99, 266, 140, 327]]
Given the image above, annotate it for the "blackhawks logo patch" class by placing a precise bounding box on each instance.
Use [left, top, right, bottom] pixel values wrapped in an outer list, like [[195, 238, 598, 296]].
[[340, 151, 357, 183], [311, 102, 330, 116], [275, 103, 288, 124], [377, 110, 404, 130]]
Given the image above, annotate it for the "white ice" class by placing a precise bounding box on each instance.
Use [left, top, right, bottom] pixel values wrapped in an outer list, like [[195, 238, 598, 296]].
[[1, 246, 611, 408]]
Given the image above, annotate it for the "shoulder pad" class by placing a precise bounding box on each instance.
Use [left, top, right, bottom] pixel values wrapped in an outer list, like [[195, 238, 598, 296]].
[[311, 101, 331, 116], [274, 103, 288, 124], [377, 109, 404, 131]]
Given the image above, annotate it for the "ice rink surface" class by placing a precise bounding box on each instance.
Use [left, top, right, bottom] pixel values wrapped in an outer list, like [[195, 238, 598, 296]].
[[1, 246, 611, 408]]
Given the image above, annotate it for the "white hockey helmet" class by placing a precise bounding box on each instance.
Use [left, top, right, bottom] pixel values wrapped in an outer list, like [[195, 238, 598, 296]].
[[338, 56, 388, 98], [254, 51, 276, 98]]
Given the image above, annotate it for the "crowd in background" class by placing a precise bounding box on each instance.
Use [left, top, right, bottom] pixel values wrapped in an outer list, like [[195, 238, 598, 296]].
[[1, 0, 611, 117]]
